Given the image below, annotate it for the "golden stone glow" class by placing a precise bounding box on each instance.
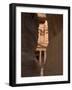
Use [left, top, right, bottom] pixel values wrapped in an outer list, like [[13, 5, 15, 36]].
[[37, 20, 49, 48]]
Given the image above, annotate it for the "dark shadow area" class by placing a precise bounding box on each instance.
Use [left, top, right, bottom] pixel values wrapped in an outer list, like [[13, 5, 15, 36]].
[[44, 14, 63, 76], [21, 13, 40, 77]]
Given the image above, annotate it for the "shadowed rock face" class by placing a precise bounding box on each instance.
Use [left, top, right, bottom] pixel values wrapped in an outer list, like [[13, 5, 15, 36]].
[[44, 31, 63, 76], [21, 13, 40, 77], [46, 14, 63, 42], [21, 13, 39, 52], [44, 14, 63, 76]]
